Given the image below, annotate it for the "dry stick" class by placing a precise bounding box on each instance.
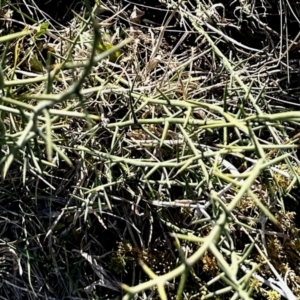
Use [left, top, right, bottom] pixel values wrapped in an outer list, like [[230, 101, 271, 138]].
[[144, 0, 184, 76], [266, 131, 300, 158], [159, 31, 189, 87], [249, 12, 300, 50], [204, 22, 263, 53], [279, 30, 300, 61]]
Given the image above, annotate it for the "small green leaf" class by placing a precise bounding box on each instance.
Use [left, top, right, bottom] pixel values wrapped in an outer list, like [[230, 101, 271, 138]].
[[34, 22, 49, 40], [28, 53, 44, 72], [97, 41, 121, 62]]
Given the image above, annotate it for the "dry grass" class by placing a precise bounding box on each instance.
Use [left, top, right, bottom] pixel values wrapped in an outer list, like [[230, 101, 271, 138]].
[[0, 0, 300, 299]]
